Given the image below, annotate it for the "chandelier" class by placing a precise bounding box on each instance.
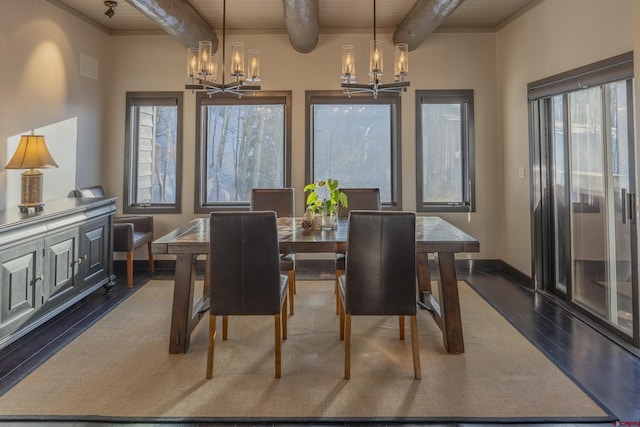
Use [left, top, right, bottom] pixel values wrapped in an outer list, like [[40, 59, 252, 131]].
[[186, 0, 261, 97], [340, 0, 409, 98]]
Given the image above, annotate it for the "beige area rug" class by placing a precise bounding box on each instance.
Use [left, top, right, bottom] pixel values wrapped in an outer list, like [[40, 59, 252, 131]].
[[0, 279, 612, 423]]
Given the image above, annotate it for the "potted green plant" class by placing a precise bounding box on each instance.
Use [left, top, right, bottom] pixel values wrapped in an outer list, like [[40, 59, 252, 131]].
[[303, 179, 348, 230]]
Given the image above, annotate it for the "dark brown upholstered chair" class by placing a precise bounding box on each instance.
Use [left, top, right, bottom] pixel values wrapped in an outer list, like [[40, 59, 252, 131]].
[[250, 188, 296, 315], [73, 186, 154, 288], [337, 188, 381, 220], [338, 211, 420, 379], [207, 211, 289, 379], [335, 188, 381, 313]]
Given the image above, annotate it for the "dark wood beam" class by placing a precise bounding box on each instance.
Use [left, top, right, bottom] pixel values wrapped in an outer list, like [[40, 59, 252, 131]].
[[283, 0, 319, 53], [393, 0, 464, 51], [125, 0, 218, 50]]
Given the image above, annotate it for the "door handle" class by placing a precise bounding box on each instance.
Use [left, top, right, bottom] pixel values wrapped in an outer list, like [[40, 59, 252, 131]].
[[628, 192, 636, 223], [622, 189, 627, 224], [621, 189, 636, 224], [623, 190, 636, 224]]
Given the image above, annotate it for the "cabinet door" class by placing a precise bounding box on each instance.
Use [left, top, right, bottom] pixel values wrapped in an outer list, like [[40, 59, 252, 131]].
[[0, 239, 44, 337], [79, 216, 110, 289], [44, 227, 79, 303]]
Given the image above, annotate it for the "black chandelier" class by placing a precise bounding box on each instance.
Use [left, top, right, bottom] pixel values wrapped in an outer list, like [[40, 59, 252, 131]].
[[340, 0, 410, 98], [186, 0, 261, 97]]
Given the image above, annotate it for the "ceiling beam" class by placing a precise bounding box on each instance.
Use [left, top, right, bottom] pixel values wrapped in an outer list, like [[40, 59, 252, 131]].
[[282, 0, 319, 53], [393, 0, 465, 51], [125, 0, 218, 50]]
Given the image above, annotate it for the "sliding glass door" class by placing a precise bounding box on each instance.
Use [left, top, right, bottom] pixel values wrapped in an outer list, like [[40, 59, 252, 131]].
[[530, 53, 638, 345], [572, 83, 634, 331]]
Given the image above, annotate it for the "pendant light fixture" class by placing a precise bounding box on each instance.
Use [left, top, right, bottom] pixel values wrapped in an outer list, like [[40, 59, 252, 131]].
[[186, 0, 261, 97], [341, 0, 409, 98]]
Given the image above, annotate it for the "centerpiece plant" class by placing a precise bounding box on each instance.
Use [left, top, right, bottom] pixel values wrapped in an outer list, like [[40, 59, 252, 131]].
[[303, 179, 348, 230]]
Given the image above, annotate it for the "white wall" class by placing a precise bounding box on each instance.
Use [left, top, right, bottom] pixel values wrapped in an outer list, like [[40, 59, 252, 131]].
[[0, 0, 109, 210], [105, 29, 501, 261], [496, 0, 634, 275]]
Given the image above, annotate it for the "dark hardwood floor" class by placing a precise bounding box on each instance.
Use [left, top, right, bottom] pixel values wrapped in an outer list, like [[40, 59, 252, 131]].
[[0, 260, 639, 427]]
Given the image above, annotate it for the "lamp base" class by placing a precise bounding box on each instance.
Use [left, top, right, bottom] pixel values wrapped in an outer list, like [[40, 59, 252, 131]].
[[19, 204, 45, 213], [19, 169, 45, 212]]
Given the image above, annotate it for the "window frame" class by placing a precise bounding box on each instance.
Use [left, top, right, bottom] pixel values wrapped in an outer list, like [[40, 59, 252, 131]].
[[194, 91, 292, 213], [415, 89, 475, 213], [123, 91, 183, 214], [305, 90, 402, 209]]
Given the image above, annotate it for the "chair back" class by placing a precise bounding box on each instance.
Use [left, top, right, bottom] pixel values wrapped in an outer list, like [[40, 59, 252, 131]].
[[338, 188, 381, 219], [344, 211, 416, 315], [74, 186, 106, 198], [251, 188, 294, 217], [210, 211, 283, 315]]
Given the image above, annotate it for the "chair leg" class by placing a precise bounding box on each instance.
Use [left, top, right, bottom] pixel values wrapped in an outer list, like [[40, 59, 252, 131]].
[[222, 315, 228, 340], [399, 315, 405, 341], [275, 314, 282, 378], [282, 295, 288, 340], [344, 313, 351, 379], [126, 251, 134, 288], [339, 294, 345, 341], [288, 270, 295, 315], [206, 315, 217, 379], [410, 315, 421, 380], [292, 269, 297, 294], [147, 242, 155, 273], [335, 270, 343, 314]]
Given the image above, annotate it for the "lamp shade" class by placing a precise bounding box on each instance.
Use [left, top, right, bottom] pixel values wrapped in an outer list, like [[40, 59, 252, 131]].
[[5, 134, 59, 170]]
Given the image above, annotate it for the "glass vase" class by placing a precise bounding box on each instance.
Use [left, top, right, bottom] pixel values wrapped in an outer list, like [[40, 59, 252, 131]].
[[322, 212, 337, 231], [311, 211, 323, 230], [301, 208, 314, 230]]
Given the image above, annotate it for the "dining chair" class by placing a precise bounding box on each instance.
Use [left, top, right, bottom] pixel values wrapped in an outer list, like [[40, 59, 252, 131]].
[[207, 211, 289, 379], [337, 211, 420, 379], [250, 188, 296, 315], [73, 185, 154, 288], [334, 188, 381, 313]]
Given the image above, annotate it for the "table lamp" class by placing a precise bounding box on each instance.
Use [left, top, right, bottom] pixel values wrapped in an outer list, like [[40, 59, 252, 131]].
[[5, 131, 59, 212]]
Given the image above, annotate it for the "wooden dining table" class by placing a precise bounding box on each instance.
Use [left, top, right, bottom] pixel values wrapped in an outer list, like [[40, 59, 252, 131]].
[[152, 216, 479, 354]]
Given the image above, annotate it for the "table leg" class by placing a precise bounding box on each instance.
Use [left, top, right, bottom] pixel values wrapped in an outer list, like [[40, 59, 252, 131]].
[[417, 252, 432, 295], [434, 252, 464, 354], [169, 253, 197, 353], [204, 254, 210, 300]]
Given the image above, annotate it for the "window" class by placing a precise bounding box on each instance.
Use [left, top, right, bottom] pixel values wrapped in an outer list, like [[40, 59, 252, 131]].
[[416, 90, 475, 212], [306, 91, 402, 208], [195, 92, 292, 212], [124, 92, 183, 214]]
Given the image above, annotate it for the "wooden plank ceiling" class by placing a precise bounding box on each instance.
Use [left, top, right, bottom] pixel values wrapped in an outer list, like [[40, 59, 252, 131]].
[[51, 0, 539, 33], [48, 0, 538, 52]]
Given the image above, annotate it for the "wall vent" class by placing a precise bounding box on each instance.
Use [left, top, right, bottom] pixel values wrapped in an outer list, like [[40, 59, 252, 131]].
[[80, 53, 98, 79]]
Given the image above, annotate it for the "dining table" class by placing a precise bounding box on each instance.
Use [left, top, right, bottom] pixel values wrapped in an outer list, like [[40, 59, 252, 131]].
[[152, 215, 479, 354]]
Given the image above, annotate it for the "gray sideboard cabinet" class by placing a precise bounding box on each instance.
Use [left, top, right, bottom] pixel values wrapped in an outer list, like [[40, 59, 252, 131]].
[[0, 197, 116, 349]]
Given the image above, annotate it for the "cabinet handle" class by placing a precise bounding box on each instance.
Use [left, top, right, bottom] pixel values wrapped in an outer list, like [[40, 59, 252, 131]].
[[35, 275, 44, 283], [71, 255, 88, 267]]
